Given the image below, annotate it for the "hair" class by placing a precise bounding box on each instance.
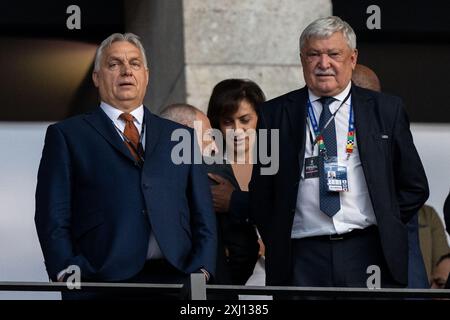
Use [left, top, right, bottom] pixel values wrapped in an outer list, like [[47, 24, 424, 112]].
[[207, 79, 266, 131], [159, 103, 198, 127], [94, 33, 148, 72], [299, 16, 357, 52], [436, 253, 450, 266]]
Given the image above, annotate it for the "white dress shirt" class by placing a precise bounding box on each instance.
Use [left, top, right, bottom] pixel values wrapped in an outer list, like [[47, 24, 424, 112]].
[[100, 102, 145, 143], [291, 82, 377, 239], [100, 102, 163, 260]]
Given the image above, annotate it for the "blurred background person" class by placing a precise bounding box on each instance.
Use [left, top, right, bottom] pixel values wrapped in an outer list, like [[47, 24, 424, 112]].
[[207, 79, 266, 286], [352, 64, 381, 92], [431, 253, 450, 289], [417, 205, 450, 286], [160, 103, 218, 158]]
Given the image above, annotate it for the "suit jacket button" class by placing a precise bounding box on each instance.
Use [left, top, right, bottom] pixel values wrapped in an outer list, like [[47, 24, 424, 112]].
[[143, 183, 149, 189], [142, 210, 147, 215]]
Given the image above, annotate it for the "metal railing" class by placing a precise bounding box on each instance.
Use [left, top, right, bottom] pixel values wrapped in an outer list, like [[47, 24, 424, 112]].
[[1, 274, 449, 300]]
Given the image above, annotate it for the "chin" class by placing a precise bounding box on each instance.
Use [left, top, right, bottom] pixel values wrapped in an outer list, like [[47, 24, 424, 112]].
[[316, 85, 338, 96]]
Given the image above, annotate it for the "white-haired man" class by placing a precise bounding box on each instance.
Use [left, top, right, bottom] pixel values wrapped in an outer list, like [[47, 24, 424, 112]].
[[250, 16, 429, 289]]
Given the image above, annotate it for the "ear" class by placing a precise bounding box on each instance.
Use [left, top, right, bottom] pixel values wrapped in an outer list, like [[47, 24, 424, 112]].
[[145, 68, 150, 86], [351, 49, 358, 69], [92, 71, 99, 88]]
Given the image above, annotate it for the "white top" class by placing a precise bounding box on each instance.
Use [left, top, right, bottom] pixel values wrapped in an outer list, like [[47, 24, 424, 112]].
[[291, 82, 377, 239]]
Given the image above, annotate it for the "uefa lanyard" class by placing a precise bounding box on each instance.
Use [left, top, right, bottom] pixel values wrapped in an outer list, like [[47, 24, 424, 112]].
[[307, 91, 355, 160]]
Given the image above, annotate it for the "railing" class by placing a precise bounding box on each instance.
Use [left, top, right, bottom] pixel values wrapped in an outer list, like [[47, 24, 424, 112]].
[[0, 274, 449, 300]]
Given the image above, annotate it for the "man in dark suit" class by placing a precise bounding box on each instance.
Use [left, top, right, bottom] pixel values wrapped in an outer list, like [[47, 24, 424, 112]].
[[35, 33, 216, 298], [250, 16, 429, 290]]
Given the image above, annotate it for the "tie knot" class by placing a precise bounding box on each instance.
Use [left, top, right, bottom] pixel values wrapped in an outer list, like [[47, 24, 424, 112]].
[[119, 113, 134, 123], [319, 96, 336, 108]]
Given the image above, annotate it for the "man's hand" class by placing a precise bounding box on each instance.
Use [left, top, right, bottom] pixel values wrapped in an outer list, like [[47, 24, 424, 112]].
[[199, 268, 210, 282], [257, 238, 265, 257], [208, 173, 235, 213], [56, 269, 68, 282]]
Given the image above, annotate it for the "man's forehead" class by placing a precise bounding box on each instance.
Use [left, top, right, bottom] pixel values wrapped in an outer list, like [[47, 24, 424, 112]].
[[103, 42, 142, 58], [303, 33, 348, 49]]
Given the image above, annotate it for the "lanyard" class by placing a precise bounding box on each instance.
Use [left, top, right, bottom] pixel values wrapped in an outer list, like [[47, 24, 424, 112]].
[[307, 91, 354, 160]]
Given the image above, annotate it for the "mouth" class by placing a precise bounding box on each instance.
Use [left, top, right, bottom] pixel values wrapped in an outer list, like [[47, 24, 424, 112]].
[[314, 69, 336, 77], [118, 82, 135, 87], [234, 137, 246, 145]]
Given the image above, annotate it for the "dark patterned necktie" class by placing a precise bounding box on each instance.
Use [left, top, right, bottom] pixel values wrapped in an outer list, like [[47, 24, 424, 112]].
[[318, 97, 341, 217]]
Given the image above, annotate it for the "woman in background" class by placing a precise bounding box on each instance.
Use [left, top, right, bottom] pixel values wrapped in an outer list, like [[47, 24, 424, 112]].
[[207, 79, 265, 286]]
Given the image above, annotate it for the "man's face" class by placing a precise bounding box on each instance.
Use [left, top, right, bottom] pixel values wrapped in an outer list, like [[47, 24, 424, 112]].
[[431, 258, 450, 289], [301, 32, 357, 97], [194, 111, 218, 157], [92, 41, 149, 111]]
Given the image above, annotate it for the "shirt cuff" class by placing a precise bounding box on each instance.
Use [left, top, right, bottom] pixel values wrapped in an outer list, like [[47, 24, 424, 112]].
[[56, 268, 69, 282], [199, 268, 210, 282]]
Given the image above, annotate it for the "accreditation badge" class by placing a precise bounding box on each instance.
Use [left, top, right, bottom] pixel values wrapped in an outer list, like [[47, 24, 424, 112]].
[[304, 156, 319, 179], [324, 157, 349, 192]]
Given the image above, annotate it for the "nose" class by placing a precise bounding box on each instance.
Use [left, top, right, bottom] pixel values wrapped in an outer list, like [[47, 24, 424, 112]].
[[317, 53, 331, 69], [210, 141, 219, 154], [121, 63, 133, 76], [234, 120, 245, 131]]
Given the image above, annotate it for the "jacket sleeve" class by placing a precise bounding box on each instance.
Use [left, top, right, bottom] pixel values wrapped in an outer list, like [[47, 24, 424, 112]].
[[392, 100, 429, 223], [35, 125, 95, 281], [186, 135, 217, 277], [249, 106, 275, 240]]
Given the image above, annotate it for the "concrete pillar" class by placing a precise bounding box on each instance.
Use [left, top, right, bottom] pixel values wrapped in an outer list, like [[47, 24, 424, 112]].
[[126, 0, 332, 113], [125, 0, 187, 113]]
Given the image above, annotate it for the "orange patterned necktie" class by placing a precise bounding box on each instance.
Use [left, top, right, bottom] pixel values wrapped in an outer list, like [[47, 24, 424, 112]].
[[119, 113, 141, 162]]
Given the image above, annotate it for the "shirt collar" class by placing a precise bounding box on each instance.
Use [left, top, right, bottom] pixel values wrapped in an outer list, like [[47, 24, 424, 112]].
[[308, 81, 352, 105], [100, 101, 144, 124]]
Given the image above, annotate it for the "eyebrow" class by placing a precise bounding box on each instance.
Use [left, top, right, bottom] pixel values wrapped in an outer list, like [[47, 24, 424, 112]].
[[306, 48, 343, 53], [107, 55, 142, 62]]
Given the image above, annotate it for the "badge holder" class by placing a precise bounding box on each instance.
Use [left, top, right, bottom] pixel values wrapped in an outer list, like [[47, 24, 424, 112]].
[[323, 156, 349, 192]]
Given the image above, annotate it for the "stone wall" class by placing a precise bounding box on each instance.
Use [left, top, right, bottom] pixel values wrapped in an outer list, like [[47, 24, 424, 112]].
[[126, 0, 332, 113], [183, 0, 332, 111]]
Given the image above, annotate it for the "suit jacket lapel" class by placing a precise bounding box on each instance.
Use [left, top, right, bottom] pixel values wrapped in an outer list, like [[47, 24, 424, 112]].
[[143, 107, 161, 163], [285, 87, 308, 162], [84, 107, 136, 163]]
